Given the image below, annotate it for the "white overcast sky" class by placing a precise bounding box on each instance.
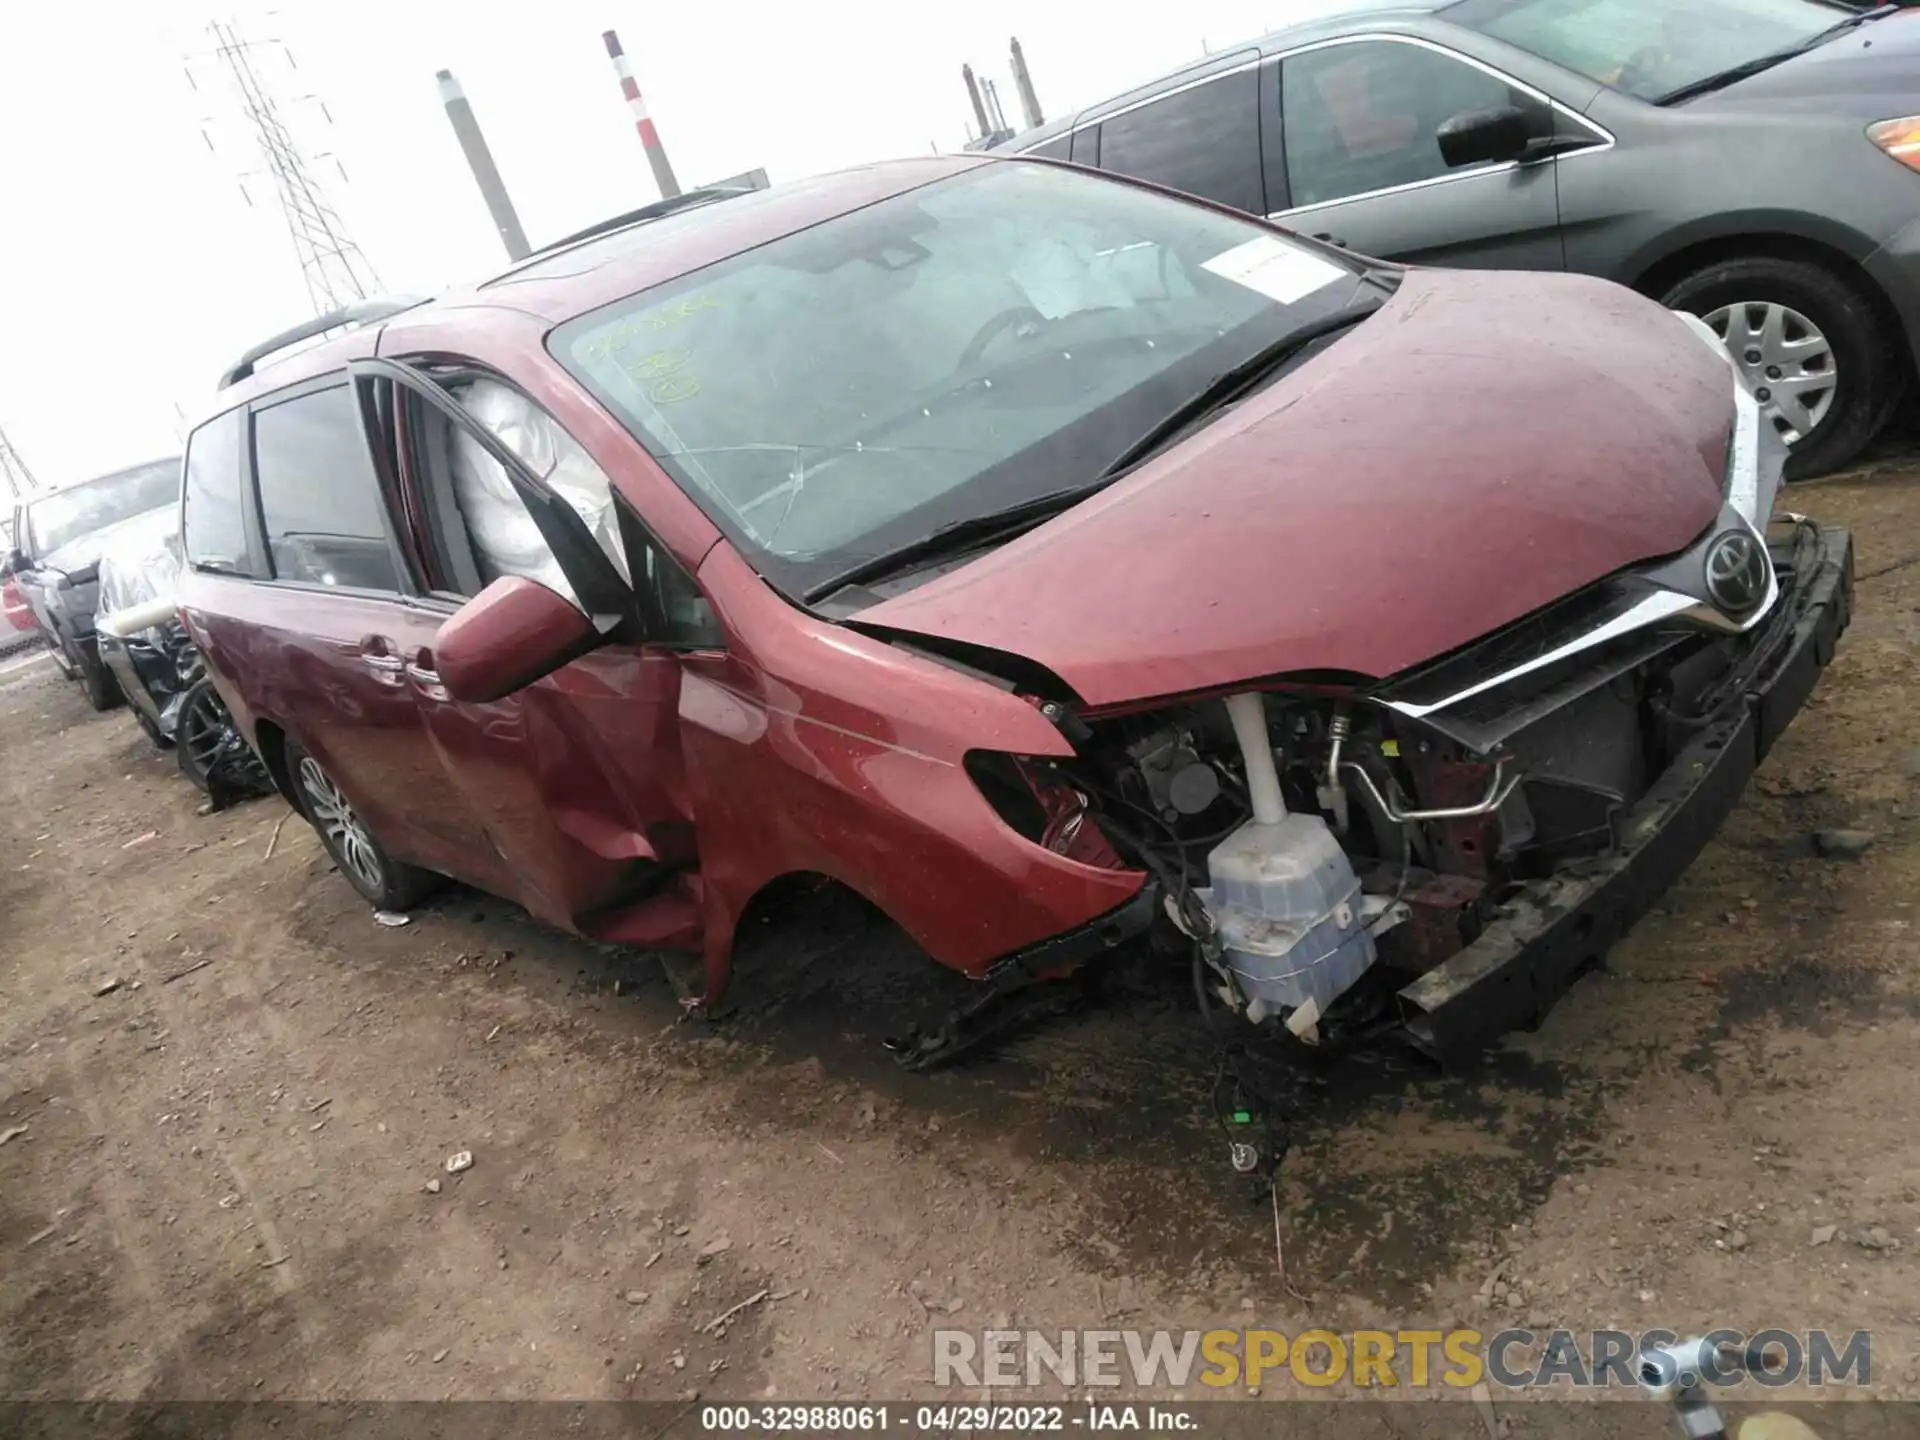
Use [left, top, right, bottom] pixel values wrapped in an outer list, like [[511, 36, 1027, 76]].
[[0, 0, 1320, 484]]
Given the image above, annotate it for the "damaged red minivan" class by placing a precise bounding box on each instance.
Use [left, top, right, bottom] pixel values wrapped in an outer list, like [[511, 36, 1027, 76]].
[[180, 156, 1852, 1068]]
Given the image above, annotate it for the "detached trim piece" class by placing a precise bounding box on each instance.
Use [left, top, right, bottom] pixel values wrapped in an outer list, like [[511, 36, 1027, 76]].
[[218, 297, 431, 390], [1396, 526, 1853, 1067]]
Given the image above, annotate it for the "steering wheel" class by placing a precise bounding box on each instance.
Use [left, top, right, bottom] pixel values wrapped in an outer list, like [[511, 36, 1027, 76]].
[[953, 305, 1046, 374]]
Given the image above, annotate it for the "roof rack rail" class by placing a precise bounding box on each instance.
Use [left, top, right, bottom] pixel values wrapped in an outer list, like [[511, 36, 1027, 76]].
[[528, 184, 754, 259], [217, 296, 432, 390]]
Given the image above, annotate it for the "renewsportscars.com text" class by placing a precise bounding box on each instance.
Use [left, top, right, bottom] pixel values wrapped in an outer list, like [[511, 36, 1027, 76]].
[[932, 1328, 1871, 1391]]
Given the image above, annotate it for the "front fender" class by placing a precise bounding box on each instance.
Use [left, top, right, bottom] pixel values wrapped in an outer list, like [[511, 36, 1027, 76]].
[[1619, 208, 1885, 292], [680, 545, 1144, 1008]]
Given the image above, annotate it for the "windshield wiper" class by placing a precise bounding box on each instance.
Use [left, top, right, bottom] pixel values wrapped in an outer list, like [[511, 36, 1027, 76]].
[[808, 303, 1376, 601], [1655, 5, 1895, 105], [1097, 307, 1372, 481], [809, 486, 1096, 600]]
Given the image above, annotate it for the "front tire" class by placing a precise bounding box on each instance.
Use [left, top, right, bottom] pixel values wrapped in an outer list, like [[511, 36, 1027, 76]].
[[284, 738, 442, 912], [44, 630, 78, 680], [78, 651, 120, 712], [1662, 256, 1899, 481], [176, 679, 235, 789]]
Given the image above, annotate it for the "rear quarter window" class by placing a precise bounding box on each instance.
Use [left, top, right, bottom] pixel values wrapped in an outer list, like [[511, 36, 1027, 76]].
[[182, 408, 253, 576], [1095, 65, 1264, 214]]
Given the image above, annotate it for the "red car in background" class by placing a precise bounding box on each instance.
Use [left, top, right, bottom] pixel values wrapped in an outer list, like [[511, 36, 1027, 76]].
[[176, 156, 1852, 1069], [2, 515, 37, 654], [1, 575, 36, 653]]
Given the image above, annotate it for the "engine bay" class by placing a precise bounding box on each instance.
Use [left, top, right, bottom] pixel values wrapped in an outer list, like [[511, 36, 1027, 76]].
[[996, 526, 1821, 1050], [1054, 692, 1522, 1041]]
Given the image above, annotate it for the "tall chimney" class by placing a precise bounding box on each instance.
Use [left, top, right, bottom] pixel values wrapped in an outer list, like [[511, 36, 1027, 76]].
[[1009, 38, 1044, 128], [436, 70, 531, 261], [602, 28, 681, 199], [982, 78, 1008, 132], [961, 64, 990, 139]]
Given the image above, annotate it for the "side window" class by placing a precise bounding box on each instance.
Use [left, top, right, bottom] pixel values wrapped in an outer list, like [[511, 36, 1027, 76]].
[[1281, 41, 1545, 208], [252, 385, 401, 592], [1096, 67, 1263, 214], [1026, 133, 1073, 162], [182, 408, 253, 576], [623, 509, 725, 650], [1069, 124, 1100, 167]]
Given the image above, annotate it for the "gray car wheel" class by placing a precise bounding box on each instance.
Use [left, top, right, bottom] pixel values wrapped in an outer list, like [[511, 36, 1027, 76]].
[[1663, 255, 1899, 481], [1701, 300, 1836, 445]]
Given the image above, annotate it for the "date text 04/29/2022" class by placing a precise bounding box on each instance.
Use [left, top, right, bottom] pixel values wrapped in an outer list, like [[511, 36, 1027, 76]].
[[699, 1404, 1197, 1432]]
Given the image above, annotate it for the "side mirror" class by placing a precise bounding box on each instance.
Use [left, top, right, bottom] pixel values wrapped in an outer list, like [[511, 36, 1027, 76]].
[[435, 575, 599, 704], [1437, 105, 1533, 169]]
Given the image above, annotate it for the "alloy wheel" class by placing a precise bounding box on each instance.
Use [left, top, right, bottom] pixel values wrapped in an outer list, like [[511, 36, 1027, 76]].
[[297, 755, 385, 893], [178, 686, 232, 781], [1702, 300, 1837, 445]]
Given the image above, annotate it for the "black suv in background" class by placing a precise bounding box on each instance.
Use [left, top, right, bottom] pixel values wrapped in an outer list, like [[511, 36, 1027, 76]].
[[1004, 0, 1920, 477], [4, 459, 182, 708]]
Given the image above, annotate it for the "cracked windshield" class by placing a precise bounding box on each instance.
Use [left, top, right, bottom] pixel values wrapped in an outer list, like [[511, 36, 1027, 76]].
[[555, 162, 1363, 590]]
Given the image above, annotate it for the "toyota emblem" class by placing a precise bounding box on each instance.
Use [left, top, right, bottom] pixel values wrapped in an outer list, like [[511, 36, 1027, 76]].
[[1704, 530, 1769, 617]]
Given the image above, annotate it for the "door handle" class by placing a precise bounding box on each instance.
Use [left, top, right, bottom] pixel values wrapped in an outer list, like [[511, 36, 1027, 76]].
[[406, 655, 448, 700], [358, 645, 406, 687]]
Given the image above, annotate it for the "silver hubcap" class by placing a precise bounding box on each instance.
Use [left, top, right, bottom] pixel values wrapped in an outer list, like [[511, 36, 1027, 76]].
[[1701, 300, 1836, 445], [298, 755, 384, 893]]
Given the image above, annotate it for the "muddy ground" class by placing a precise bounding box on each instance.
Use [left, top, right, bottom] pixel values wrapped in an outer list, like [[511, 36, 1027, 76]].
[[3, 452, 1919, 1434]]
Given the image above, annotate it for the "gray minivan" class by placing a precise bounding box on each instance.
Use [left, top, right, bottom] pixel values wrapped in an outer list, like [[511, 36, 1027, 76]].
[[1004, 0, 1920, 476]]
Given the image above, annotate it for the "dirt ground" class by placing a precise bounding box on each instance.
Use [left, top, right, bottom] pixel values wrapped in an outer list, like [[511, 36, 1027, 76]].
[[3, 452, 1919, 1432]]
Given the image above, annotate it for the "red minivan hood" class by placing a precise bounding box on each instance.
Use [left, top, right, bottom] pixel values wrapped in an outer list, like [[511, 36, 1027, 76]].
[[858, 269, 1732, 708]]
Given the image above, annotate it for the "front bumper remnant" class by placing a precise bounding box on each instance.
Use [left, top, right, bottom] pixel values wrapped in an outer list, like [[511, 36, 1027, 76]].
[[888, 884, 1158, 1070], [1397, 526, 1854, 1067]]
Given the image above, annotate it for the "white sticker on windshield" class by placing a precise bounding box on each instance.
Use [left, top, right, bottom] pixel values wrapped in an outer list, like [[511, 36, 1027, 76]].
[[1201, 236, 1346, 305]]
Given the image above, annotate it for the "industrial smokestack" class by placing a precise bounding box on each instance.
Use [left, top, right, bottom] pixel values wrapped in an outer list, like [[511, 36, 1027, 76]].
[[1009, 38, 1044, 128], [602, 28, 681, 200], [436, 70, 531, 261], [982, 77, 1008, 133], [961, 64, 990, 139]]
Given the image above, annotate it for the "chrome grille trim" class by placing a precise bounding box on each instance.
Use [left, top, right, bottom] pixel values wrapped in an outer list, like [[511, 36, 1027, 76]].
[[1383, 361, 1779, 726]]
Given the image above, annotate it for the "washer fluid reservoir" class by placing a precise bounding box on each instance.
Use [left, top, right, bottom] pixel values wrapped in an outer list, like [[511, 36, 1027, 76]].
[[1201, 814, 1376, 1024]]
